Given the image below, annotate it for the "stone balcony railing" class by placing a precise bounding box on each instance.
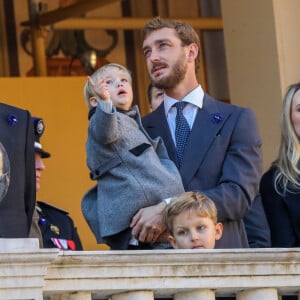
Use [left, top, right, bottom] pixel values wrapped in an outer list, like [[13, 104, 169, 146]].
[[1, 239, 300, 300]]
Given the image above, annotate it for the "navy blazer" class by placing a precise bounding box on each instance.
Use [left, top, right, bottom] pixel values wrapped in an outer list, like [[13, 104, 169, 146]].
[[260, 166, 300, 247], [0, 103, 36, 237], [142, 94, 263, 248]]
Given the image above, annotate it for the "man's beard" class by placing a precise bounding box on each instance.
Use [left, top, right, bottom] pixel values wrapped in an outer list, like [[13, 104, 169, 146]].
[[151, 54, 187, 90]]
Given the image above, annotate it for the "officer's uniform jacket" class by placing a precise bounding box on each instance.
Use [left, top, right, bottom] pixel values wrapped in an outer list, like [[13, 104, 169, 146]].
[[37, 201, 83, 250]]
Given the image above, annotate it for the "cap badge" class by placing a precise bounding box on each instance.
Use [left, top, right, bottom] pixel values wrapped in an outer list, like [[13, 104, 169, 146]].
[[36, 119, 44, 135]]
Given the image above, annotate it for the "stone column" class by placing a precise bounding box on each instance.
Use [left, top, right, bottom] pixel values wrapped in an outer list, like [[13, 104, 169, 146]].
[[221, 0, 300, 170], [237, 288, 278, 300], [112, 291, 154, 300], [174, 289, 215, 300]]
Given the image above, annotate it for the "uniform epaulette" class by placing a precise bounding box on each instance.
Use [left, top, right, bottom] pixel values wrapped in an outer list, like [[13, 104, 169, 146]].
[[37, 201, 69, 215]]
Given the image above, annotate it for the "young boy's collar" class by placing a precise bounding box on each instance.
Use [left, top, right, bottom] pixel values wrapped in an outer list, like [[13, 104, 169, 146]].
[[88, 107, 96, 120], [117, 107, 136, 118]]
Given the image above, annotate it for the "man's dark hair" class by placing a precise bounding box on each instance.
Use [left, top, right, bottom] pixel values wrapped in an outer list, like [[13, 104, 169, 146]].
[[142, 16, 201, 73]]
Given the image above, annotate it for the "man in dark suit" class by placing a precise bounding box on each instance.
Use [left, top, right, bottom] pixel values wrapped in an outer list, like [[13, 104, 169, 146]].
[[0, 103, 36, 237], [29, 117, 83, 250], [147, 83, 270, 249], [130, 17, 263, 249]]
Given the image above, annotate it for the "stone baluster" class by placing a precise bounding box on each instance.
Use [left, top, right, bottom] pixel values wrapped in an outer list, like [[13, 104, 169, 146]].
[[112, 291, 154, 300], [50, 293, 92, 300], [237, 288, 278, 300], [174, 289, 215, 300]]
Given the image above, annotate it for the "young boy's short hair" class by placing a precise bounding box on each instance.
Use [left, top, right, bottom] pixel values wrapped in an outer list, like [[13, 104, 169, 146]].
[[83, 63, 132, 109], [163, 191, 218, 235]]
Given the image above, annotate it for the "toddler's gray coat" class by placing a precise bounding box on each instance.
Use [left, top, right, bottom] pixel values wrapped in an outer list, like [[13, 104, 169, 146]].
[[82, 100, 184, 249]]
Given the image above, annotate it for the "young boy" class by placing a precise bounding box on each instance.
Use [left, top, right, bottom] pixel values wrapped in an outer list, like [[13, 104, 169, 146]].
[[163, 191, 223, 249], [81, 63, 185, 250]]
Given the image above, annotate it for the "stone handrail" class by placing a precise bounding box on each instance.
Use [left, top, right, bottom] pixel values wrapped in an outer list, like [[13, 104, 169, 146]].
[[1, 239, 300, 300]]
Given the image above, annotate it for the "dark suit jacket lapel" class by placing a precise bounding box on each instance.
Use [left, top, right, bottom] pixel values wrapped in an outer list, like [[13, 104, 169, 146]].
[[180, 94, 230, 187]]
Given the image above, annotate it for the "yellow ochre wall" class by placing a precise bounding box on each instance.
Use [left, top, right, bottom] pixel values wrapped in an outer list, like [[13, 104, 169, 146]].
[[0, 77, 108, 250]]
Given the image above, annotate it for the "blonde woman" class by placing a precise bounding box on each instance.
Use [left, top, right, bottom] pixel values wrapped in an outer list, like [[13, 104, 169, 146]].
[[260, 82, 300, 247]]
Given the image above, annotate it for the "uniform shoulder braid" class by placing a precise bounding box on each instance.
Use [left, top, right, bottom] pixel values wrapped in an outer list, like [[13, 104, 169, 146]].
[[37, 201, 69, 215]]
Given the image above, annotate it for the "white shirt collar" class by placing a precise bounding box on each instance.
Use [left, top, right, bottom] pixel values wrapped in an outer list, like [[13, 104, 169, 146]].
[[164, 85, 204, 116]]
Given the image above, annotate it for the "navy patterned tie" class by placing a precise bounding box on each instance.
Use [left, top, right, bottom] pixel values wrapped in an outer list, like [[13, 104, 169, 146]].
[[173, 101, 190, 166]]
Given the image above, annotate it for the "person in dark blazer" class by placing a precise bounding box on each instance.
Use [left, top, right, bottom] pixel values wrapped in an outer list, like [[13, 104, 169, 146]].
[[29, 117, 83, 250], [260, 82, 300, 248], [147, 86, 270, 248], [0, 102, 36, 237], [260, 82, 300, 300], [130, 17, 263, 249]]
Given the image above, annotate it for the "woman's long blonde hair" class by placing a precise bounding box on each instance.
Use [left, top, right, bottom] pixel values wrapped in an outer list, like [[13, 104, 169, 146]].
[[274, 82, 300, 194]]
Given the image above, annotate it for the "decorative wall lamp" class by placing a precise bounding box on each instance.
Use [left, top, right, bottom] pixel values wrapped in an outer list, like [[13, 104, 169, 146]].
[[21, 0, 119, 76]]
